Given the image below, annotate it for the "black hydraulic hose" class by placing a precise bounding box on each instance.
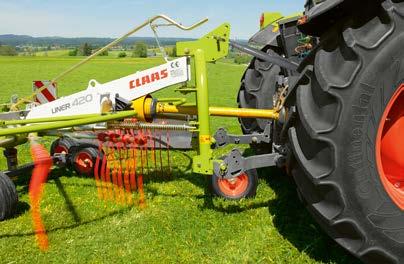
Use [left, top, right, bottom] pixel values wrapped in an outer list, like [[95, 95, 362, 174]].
[[229, 40, 298, 71]]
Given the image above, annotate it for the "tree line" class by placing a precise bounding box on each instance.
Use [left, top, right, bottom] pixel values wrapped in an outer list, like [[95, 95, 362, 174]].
[[67, 42, 176, 58], [0, 45, 17, 56]]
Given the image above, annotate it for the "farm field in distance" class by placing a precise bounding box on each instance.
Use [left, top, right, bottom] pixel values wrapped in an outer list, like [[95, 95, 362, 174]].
[[0, 55, 357, 263]]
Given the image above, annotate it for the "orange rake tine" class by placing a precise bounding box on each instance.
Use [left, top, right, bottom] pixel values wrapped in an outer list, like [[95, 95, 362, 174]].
[[99, 144, 107, 200], [137, 173, 145, 209], [111, 160, 119, 201], [129, 128, 137, 192], [144, 129, 150, 179], [118, 130, 131, 204], [149, 128, 158, 178], [29, 141, 52, 251], [124, 159, 133, 205], [137, 130, 146, 208], [122, 131, 133, 204], [105, 141, 114, 201], [109, 133, 119, 201], [94, 134, 104, 199], [115, 130, 124, 204]]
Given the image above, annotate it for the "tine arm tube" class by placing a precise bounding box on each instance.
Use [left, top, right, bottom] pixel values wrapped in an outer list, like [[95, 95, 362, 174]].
[[0, 111, 137, 137]]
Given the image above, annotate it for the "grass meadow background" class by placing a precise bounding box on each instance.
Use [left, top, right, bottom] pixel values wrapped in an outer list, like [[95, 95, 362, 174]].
[[0, 55, 358, 263]]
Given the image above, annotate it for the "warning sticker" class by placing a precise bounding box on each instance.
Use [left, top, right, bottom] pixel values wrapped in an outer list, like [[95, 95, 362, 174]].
[[199, 135, 211, 144], [170, 68, 184, 78]]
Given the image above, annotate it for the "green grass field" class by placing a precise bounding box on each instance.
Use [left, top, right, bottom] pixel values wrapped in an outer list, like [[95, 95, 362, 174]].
[[0, 56, 358, 263], [30, 49, 71, 57]]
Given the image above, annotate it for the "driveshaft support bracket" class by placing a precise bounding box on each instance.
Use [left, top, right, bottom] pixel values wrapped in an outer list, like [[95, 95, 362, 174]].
[[213, 124, 271, 148], [213, 149, 280, 179]]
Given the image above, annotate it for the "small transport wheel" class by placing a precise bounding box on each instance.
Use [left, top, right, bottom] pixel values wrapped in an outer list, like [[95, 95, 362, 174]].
[[50, 137, 78, 168], [209, 169, 258, 200], [0, 172, 18, 221], [72, 147, 100, 177], [50, 137, 77, 156]]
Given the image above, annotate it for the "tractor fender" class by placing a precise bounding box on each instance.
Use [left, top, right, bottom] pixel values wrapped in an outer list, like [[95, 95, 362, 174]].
[[304, 0, 344, 21], [299, 0, 345, 36], [299, 0, 384, 36], [248, 25, 279, 47]]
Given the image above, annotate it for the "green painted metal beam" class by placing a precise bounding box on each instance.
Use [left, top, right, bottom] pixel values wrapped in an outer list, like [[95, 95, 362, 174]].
[[176, 23, 231, 62], [1, 113, 104, 126], [0, 110, 137, 137], [192, 49, 214, 175]]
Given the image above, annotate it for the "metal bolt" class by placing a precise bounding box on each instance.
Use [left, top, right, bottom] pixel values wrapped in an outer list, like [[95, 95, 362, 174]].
[[251, 136, 258, 143], [228, 178, 237, 184], [220, 163, 227, 171], [219, 163, 228, 177]]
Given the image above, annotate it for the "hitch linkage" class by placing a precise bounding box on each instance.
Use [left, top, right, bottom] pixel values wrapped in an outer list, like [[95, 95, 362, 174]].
[[213, 149, 281, 180], [213, 124, 271, 148]]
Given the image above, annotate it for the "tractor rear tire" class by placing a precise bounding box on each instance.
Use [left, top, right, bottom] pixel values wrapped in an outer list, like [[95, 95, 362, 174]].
[[209, 169, 258, 200], [237, 47, 281, 153], [0, 172, 18, 221], [290, 1, 404, 263]]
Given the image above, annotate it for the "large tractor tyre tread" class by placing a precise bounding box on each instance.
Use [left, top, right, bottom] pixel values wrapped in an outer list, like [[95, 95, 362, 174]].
[[290, 1, 404, 263], [0, 172, 18, 221], [237, 47, 281, 153]]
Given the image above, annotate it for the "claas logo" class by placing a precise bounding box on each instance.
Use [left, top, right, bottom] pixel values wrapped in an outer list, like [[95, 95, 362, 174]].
[[129, 69, 168, 89]]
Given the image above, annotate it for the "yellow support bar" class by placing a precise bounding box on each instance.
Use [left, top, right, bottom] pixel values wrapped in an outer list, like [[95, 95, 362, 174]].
[[208, 107, 279, 120], [153, 102, 279, 120], [133, 98, 280, 122]]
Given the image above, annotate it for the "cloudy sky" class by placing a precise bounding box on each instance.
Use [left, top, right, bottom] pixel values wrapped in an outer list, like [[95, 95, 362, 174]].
[[0, 0, 304, 39]]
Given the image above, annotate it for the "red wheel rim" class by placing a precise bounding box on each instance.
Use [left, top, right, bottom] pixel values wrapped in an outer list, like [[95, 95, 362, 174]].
[[376, 84, 404, 210], [54, 145, 68, 154], [217, 173, 249, 197], [75, 151, 94, 174]]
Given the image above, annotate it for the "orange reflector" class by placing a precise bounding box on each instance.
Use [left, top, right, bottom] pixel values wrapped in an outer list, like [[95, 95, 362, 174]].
[[298, 15, 308, 25]]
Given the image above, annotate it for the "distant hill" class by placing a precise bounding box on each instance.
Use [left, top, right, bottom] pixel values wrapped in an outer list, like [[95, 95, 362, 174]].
[[0, 34, 195, 47]]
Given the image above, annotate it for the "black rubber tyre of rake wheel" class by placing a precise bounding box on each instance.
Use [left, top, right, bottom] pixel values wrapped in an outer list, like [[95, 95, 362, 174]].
[[237, 47, 281, 153], [72, 147, 101, 177], [50, 137, 77, 156], [290, 2, 404, 263], [50, 137, 78, 167], [208, 169, 258, 200], [0, 172, 18, 221]]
